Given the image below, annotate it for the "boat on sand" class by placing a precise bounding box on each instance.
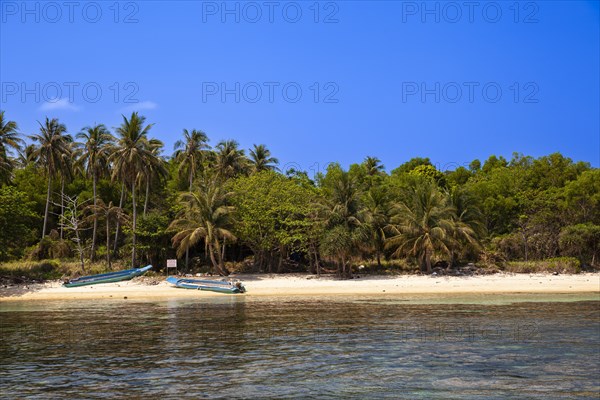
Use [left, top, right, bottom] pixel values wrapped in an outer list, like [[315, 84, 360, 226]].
[[166, 276, 246, 294], [63, 265, 153, 288]]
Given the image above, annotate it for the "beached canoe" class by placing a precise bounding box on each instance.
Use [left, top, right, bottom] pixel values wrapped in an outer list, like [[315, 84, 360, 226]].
[[166, 276, 246, 294], [63, 265, 153, 288]]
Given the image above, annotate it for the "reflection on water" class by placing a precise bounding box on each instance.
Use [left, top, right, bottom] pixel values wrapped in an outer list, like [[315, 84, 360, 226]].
[[1, 295, 599, 399]]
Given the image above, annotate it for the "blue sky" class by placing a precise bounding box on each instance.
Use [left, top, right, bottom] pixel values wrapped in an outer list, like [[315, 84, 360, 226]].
[[1, 0, 599, 175]]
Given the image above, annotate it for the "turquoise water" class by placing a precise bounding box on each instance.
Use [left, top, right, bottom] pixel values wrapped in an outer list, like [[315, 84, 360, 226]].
[[1, 294, 599, 399]]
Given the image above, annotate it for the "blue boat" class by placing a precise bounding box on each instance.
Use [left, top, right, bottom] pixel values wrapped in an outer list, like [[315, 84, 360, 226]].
[[64, 265, 153, 287], [166, 276, 246, 294]]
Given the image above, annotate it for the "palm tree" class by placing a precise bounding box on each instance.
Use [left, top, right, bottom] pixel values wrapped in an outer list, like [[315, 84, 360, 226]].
[[214, 140, 248, 178], [110, 112, 154, 267], [362, 186, 392, 267], [320, 167, 364, 277], [59, 142, 77, 239], [173, 129, 210, 269], [16, 144, 36, 167], [448, 187, 484, 265], [30, 118, 73, 238], [0, 111, 23, 183], [386, 182, 456, 273], [363, 156, 385, 176], [169, 174, 236, 276], [142, 138, 168, 216], [76, 124, 115, 260], [173, 129, 210, 189], [249, 144, 279, 172], [86, 200, 128, 270]]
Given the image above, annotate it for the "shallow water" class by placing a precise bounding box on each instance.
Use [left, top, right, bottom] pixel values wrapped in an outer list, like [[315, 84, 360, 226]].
[[1, 294, 599, 399]]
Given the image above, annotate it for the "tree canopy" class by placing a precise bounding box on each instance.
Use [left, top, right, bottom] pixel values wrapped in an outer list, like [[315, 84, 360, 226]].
[[0, 109, 598, 275]]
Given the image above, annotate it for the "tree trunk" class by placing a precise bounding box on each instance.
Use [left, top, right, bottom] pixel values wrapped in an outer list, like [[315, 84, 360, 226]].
[[207, 242, 220, 275], [376, 250, 382, 268], [60, 177, 65, 240], [220, 238, 225, 262], [522, 231, 528, 261], [143, 174, 150, 217], [113, 182, 125, 256], [425, 250, 432, 274], [91, 172, 97, 261], [42, 175, 52, 239], [131, 180, 137, 267], [185, 171, 192, 270], [106, 214, 111, 270], [344, 255, 352, 279], [214, 240, 230, 276], [277, 246, 284, 273], [75, 226, 85, 272], [314, 247, 321, 277]]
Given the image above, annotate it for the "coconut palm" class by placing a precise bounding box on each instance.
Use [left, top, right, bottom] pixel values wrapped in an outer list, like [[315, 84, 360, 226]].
[[16, 144, 36, 167], [30, 118, 73, 238], [0, 111, 23, 183], [173, 129, 210, 269], [112, 181, 127, 256], [59, 142, 78, 239], [169, 174, 236, 276], [173, 129, 210, 189], [86, 200, 128, 270], [76, 124, 115, 260], [448, 187, 484, 265], [110, 112, 154, 267], [249, 144, 279, 172], [362, 186, 392, 267], [363, 156, 385, 176], [319, 167, 365, 277], [142, 138, 168, 216], [214, 139, 248, 178], [386, 182, 456, 273]]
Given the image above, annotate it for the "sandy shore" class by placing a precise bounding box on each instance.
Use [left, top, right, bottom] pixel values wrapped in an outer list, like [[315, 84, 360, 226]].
[[0, 273, 599, 302]]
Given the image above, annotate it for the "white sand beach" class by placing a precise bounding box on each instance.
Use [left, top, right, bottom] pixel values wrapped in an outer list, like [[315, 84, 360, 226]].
[[1, 273, 599, 302]]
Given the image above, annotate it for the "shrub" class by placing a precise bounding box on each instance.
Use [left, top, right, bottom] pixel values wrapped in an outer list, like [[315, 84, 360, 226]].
[[504, 257, 581, 274]]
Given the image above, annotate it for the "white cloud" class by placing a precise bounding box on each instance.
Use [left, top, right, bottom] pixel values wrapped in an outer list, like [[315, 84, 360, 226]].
[[39, 98, 81, 112], [119, 101, 158, 114]]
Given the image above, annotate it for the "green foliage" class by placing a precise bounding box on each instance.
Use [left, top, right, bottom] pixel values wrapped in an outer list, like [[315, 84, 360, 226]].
[[386, 181, 459, 272], [319, 225, 353, 263], [232, 170, 316, 272], [27, 235, 72, 261], [408, 164, 447, 188], [169, 174, 236, 275], [13, 164, 49, 215], [0, 111, 22, 184], [0, 259, 122, 281], [504, 257, 581, 274], [136, 212, 172, 268], [1, 110, 599, 276], [563, 170, 600, 223], [0, 259, 61, 280], [391, 157, 432, 175], [559, 224, 600, 266], [0, 186, 39, 260], [447, 166, 471, 187]]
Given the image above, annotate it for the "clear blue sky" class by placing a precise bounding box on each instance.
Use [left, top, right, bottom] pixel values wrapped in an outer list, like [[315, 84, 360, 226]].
[[1, 1, 599, 175]]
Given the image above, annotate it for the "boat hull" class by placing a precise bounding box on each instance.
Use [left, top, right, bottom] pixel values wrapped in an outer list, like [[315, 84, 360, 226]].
[[166, 276, 245, 294], [64, 265, 153, 287]]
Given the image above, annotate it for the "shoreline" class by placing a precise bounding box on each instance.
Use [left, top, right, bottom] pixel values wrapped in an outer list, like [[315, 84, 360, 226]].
[[1, 272, 599, 302]]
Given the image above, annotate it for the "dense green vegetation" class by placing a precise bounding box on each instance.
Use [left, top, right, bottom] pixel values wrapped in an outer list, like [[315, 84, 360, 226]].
[[0, 110, 598, 277]]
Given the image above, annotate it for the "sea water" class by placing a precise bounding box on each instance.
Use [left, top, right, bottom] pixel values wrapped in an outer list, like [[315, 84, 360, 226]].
[[1, 294, 599, 399]]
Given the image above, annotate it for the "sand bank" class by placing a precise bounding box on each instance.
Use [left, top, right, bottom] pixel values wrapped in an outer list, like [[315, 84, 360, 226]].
[[1, 273, 599, 302]]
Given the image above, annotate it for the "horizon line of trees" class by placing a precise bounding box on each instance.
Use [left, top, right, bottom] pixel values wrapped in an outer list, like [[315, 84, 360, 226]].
[[1, 110, 598, 276]]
